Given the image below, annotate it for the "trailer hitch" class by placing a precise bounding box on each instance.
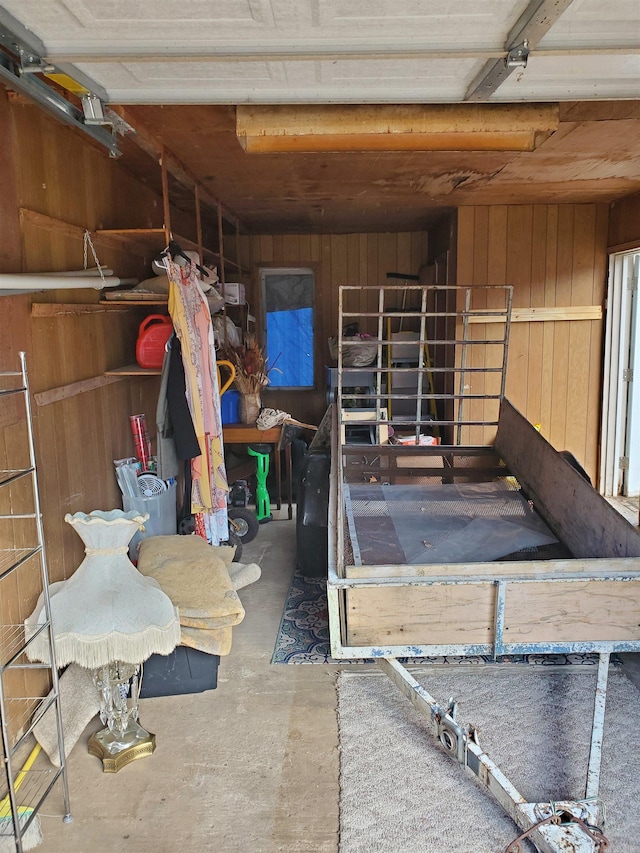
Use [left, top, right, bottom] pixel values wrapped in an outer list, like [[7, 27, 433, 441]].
[[506, 804, 610, 853]]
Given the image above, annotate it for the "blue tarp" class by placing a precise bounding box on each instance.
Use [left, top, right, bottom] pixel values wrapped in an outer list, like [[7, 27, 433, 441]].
[[266, 307, 314, 387]]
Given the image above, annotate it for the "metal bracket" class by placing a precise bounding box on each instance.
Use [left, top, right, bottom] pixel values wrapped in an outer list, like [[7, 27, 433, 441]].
[[623, 368, 633, 382], [432, 698, 467, 764], [0, 14, 123, 157], [506, 40, 530, 68]]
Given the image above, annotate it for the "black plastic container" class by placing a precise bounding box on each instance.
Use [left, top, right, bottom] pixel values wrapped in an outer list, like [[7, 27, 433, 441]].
[[140, 646, 219, 698]]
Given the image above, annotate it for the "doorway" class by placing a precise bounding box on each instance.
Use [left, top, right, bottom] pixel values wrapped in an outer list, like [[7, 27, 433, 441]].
[[600, 250, 640, 496]]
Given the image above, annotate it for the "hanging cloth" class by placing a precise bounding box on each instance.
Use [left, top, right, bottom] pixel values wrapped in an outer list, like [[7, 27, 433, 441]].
[[166, 256, 229, 545]]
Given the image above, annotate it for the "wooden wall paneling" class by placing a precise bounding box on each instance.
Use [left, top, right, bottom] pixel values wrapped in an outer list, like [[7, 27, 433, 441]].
[[396, 233, 412, 283], [0, 92, 23, 275], [549, 206, 575, 452], [505, 206, 534, 421], [485, 206, 509, 444], [365, 234, 379, 335], [0, 298, 31, 432], [586, 204, 610, 477], [271, 235, 285, 263], [0, 430, 27, 705], [456, 203, 605, 480], [320, 235, 334, 374], [346, 234, 363, 325], [456, 209, 474, 284], [565, 205, 598, 466], [257, 234, 274, 263], [11, 105, 49, 216], [32, 404, 65, 583], [331, 234, 350, 333], [378, 234, 400, 312], [526, 206, 549, 428], [281, 234, 301, 264], [540, 205, 559, 436]]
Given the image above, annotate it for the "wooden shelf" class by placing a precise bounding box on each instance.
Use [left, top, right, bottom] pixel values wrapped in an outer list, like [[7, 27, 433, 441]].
[[94, 228, 249, 274], [32, 302, 141, 316], [104, 364, 161, 376]]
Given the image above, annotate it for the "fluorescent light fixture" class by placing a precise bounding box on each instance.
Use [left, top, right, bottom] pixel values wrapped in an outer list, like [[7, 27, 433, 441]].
[[236, 104, 559, 153]]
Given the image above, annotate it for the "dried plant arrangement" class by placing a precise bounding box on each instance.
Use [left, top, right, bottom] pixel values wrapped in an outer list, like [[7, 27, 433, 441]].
[[220, 340, 271, 394]]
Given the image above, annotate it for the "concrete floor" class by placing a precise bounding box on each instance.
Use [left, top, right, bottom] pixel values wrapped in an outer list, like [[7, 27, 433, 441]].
[[39, 510, 340, 853]]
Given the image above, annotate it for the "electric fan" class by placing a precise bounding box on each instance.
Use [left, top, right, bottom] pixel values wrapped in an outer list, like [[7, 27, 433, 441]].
[[137, 474, 167, 498]]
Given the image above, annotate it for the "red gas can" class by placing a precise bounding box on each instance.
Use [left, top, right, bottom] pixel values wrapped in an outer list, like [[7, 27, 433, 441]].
[[135, 314, 173, 369]]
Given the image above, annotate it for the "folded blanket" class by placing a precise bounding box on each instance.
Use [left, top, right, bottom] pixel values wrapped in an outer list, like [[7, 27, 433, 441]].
[[137, 535, 245, 627], [229, 562, 261, 590], [180, 625, 232, 656]]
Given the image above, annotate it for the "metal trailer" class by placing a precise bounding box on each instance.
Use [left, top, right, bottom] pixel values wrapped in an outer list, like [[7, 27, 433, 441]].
[[327, 285, 640, 853]]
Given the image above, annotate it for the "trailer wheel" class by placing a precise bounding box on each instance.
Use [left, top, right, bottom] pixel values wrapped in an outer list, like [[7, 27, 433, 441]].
[[228, 507, 260, 543]]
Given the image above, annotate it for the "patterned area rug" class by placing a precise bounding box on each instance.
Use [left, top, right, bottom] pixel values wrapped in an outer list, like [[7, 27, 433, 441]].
[[271, 571, 335, 663], [271, 570, 606, 667]]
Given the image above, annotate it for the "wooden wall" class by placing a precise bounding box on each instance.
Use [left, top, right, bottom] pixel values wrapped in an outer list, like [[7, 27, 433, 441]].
[[0, 91, 164, 704], [241, 232, 430, 424], [608, 192, 640, 250], [457, 204, 609, 480]]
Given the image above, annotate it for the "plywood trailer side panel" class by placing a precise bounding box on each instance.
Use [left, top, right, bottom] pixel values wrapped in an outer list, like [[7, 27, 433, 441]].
[[495, 399, 640, 559]]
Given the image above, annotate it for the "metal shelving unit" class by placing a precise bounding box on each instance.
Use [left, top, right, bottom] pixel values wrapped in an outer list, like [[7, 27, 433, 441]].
[[0, 352, 71, 852]]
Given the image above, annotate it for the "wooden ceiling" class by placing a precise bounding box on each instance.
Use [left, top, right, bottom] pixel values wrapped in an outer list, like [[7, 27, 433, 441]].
[[116, 101, 640, 234]]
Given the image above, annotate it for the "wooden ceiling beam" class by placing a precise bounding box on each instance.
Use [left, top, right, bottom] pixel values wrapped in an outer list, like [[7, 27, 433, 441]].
[[236, 104, 560, 153]]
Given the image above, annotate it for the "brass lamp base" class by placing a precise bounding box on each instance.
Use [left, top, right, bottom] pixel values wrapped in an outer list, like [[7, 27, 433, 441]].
[[88, 719, 156, 773]]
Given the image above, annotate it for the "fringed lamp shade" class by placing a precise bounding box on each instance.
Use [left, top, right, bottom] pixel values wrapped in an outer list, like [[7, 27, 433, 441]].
[[26, 510, 180, 669]]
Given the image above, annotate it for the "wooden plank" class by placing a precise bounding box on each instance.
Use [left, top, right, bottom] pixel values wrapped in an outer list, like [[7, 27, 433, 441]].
[[35, 374, 126, 406], [32, 302, 134, 316], [19, 207, 87, 240], [236, 104, 559, 152], [104, 364, 160, 377], [344, 556, 640, 580], [345, 583, 495, 646], [494, 398, 640, 558], [467, 306, 603, 323], [504, 580, 640, 643]]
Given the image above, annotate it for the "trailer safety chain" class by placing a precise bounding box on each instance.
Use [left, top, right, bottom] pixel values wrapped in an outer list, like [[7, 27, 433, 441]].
[[504, 810, 610, 853]]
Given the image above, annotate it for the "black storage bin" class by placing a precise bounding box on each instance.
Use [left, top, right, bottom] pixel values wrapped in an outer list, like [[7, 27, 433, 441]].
[[140, 646, 219, 698], [296, 452, 330, 577]]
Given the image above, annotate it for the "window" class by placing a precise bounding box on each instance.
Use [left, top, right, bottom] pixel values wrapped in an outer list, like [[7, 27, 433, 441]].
[[260, 268, 314, 389]]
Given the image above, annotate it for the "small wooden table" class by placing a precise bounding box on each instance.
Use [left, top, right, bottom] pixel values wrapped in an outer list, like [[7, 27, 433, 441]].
[[222, 423, 293, 519]]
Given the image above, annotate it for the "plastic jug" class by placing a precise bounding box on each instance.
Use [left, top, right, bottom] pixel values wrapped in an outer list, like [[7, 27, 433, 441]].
[[135, 314, 173, 369]]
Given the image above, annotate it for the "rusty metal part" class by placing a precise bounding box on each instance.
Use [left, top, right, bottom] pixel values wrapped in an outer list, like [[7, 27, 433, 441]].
[[504, 809, 610, 853]]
